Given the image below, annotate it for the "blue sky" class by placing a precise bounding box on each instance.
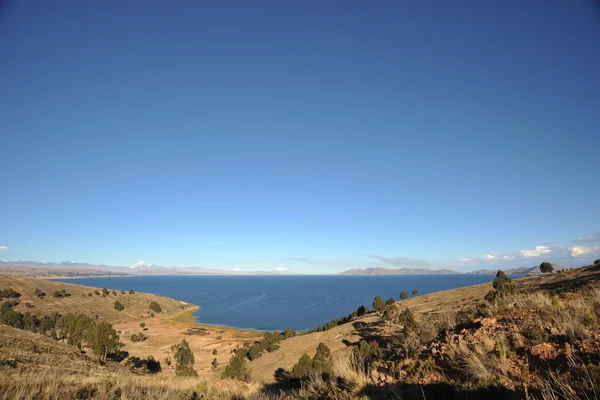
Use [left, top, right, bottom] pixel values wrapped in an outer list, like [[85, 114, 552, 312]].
[[1, 1, 599, 273]]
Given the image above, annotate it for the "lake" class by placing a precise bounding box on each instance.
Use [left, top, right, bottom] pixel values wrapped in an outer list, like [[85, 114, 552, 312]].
[[53, 274, 493, 331]]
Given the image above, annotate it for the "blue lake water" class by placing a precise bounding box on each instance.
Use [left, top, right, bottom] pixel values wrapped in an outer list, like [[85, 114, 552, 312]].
[[53, 275, 493, 331]]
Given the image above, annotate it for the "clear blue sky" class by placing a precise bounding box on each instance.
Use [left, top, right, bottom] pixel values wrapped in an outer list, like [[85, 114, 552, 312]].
[[1, 1, 599, 273]]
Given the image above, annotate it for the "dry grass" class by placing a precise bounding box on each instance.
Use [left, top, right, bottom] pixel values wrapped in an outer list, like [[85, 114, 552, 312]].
[[330, 351, 371, 393], [0, 274, 193, 325], [0, 371, 270, 400], [446, 336, 508, 383]]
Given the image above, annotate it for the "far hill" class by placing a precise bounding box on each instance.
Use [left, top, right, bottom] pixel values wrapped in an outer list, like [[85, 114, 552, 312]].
[[472, 263, 571, 275], [339, 266, 459, 275], [0, 274, 193, 324]]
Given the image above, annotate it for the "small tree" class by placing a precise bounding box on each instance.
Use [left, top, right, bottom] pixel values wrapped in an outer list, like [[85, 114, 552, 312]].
[[283, 328, 297, 339], [357, 305, 369, 316], [412, 289, 419, 297], [173, 339, 198, 377], [149, 301, 162, 314], [540, 262, 553, 274], [140, 322, 146, 328], [291, 354, 313, 379], [312, 342, 332, 374], [129, 289, 135, 295], [102, 288, 109, 297], [212, 348, 218, 355], [400, 291, 408, 301], [493, 270, 515, 297], [223, 348, 250, 381], [372, 296, 385, 313], [385, 297, 395, 305], [88, 321, 120, 361], [212, 357, 218, 370], [114, 301, 124, 311]]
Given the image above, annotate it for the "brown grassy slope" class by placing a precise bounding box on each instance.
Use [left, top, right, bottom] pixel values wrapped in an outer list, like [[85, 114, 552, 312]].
[[249, 280, 493, 382], [0, 274, 193, 324], [249, 266, 598, 383], [0, 325, 264, 400]]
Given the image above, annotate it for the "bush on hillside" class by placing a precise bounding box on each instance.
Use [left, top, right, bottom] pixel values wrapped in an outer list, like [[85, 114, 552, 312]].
[[87, 321, 121, 361], [131, 332, 147, 342], [385, 297, 396, 305], [412, 289, 419, 297], [373, 296, 385, 313], [52, 289, 70, 298], [173, 338, 198, 377], [34, 288, 46, 299], [149, 301, 162, 314], [400, 291, 409, 300], [223, 347, 251, 381], [0, 288, 20, 300], [114, 301, 124, 311], [540, 262, 553, 274]]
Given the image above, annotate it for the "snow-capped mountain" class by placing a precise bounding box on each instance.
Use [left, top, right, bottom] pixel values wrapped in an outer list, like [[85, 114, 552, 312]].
[[127, 261, 157, 269]]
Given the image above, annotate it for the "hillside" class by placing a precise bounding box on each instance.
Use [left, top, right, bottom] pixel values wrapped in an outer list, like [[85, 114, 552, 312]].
[[2, 264, 600, 399], [0, 274, 191, 324]]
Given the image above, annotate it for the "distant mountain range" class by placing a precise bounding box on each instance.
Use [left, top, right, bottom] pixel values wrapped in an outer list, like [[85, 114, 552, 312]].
[[339, 264, 573, 276], [0, 260, 290, 276], [472, 264, 571, 275], [339, 267, 460, 275]]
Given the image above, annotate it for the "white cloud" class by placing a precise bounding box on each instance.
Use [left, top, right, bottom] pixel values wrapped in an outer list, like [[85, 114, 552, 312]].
[[0, 246, 9, 251], [520, 246, 552, 258], [275, 267, 288, 272], [569, 246, 600, 258]]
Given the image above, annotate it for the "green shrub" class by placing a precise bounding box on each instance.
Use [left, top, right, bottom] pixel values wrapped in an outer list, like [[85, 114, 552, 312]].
[[373, 296, 385, 313], [223, 348, 250, 381], [540, 262, 553, 274], [291, 354, 313, 379], [147, 355, 161, 373], [140, 322, 146, 328], [0, 288, 20, 300], [211, 357, 218, 370], [522, 325, 549, 345], [113, 301, 124, 311], [385, 297, 396, 305], [283, 328, 297, 338], [412, 289, 419, 297], [400, 291, 409, 300], [131, 332, 147, 342], [87, 321, 120, 361], [149, 301, 162, 314], [173, 339, 198, 377], [493, 270, 515, 297]]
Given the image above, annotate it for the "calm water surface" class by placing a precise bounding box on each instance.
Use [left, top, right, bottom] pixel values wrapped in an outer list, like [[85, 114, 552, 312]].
[[54, 275, 493, 330]]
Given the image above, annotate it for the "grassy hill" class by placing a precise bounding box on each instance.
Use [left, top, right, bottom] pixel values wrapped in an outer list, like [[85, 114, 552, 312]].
[[0, 274, 192, 324], [2, 264, 600, 399]]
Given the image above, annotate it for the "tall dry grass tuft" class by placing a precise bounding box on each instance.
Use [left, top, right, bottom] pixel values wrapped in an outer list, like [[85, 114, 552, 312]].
[[446, 336, 509, 383], [330, 351, 371, 394]]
